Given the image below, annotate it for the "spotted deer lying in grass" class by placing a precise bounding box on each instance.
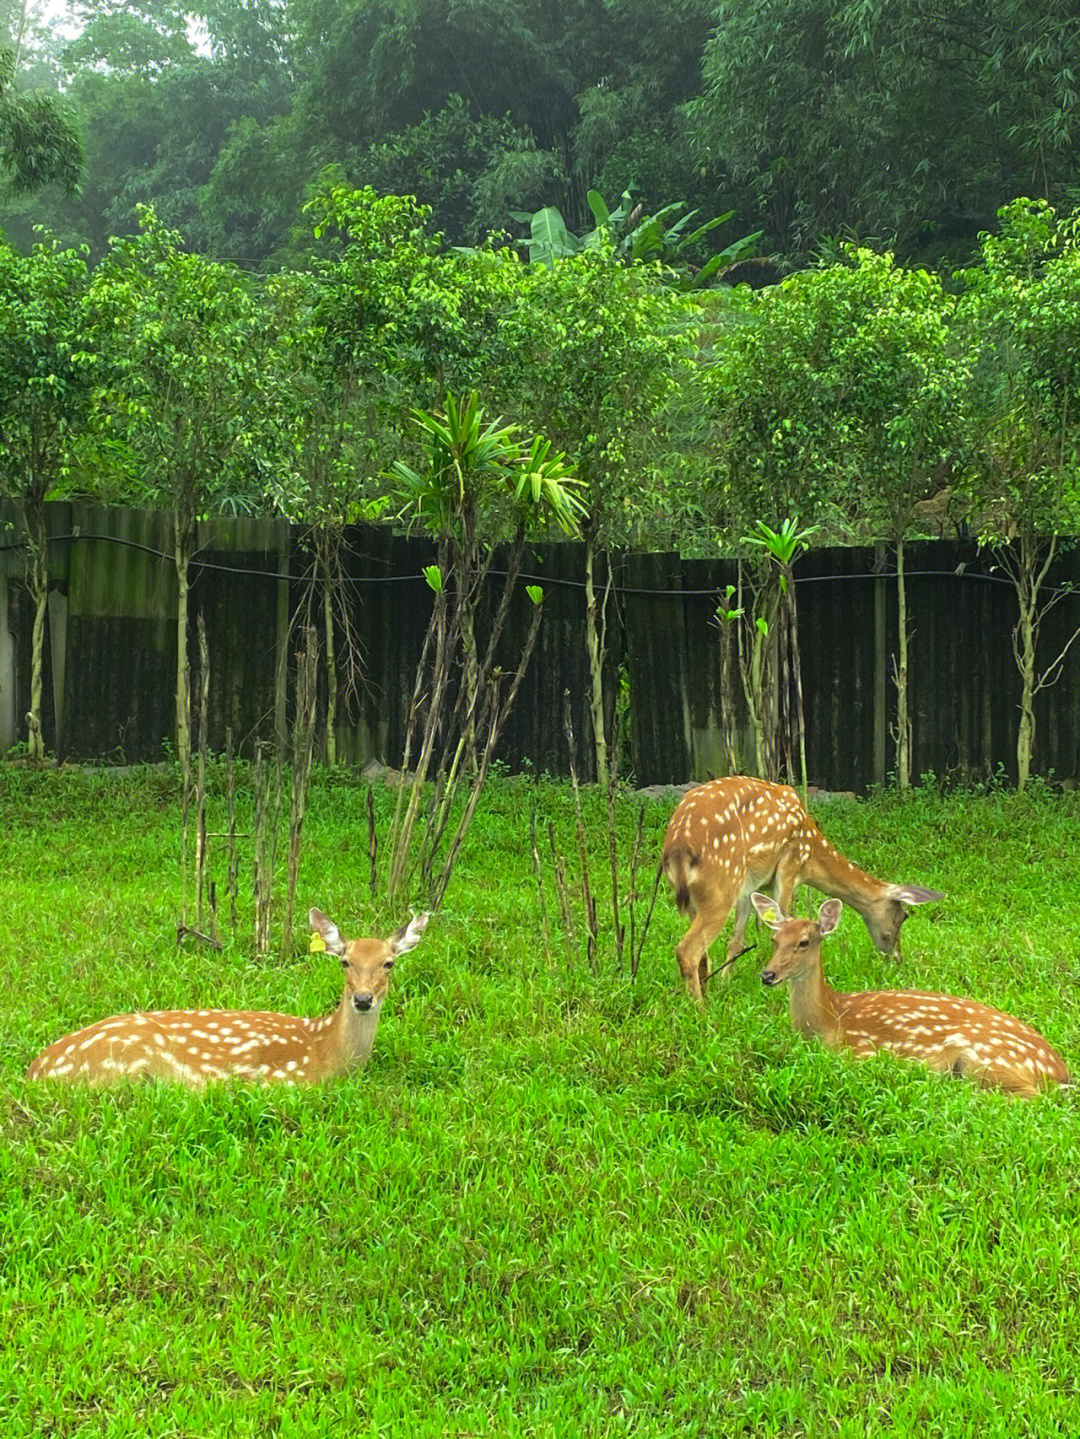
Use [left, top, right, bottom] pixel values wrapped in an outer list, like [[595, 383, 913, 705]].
[[27, 909, 428, 1088], [752, 892, 1069, 1098], [662, 776, 943, 1004]]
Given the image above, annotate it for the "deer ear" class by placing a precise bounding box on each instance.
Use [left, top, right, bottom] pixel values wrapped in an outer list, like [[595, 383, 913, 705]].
[[390, 911, 430, 956], [309, 908, 346, 956], [817, 898, 843, 935], [888, 885, 944, 905], [751, 892, 787, 930]]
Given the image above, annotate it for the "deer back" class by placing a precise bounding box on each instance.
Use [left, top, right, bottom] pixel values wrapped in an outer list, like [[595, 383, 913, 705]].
[[837, 988, 1070, 1093], [662, 776, 811, 903], [26, 1007, 333, 1087]]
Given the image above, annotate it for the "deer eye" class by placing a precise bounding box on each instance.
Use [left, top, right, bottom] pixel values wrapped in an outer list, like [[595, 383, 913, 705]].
[[340, 958, 350, 970], [383, 958, 395, 970], [798, 937, 809, 949]]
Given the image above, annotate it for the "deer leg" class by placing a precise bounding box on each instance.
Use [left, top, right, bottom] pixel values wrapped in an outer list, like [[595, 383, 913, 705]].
[[772, 853, 803, 917], [676, 896, 731, 1009], [719, 894, 755, 983]]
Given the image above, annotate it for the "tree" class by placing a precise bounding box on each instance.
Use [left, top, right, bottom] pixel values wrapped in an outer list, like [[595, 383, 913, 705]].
[[827, 250, 963, 788], [81, 207, 292, 780], [694, 0, 1080, 258], [956, 198, 1080, 791], [704, 266, 858, 777], [356, 94, 554, 247], [0, 43, 81, 194], [384, 390, 583, 908], [506, 247, 694, 784], [302, 177, 527, 407], [513, 187, 760, 288], [707, 268, 854, 531], [1, 0, 295, 263], [291, 0, 715, 236], [0, 232, 91, 758], [272, 181, 555, 766], [744, 517, 816, 796], [267, 248, 405, 768]]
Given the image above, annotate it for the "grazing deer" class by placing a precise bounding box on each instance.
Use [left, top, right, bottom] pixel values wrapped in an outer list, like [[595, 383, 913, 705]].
[[753, 892, 1069, 1098], [26, 909, 428, 1088], [662, 776, 942, 1004]]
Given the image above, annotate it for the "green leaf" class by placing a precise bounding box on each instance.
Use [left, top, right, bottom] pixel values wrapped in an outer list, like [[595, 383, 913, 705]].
[[586, 191, 611, 229]]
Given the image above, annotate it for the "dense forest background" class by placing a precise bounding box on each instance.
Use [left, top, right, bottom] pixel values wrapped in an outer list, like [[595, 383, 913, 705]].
[[6, 0, 1080, 795], [5, 0, 1080, 268]]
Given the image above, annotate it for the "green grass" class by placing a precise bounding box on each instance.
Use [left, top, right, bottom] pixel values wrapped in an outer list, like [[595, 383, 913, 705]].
[[3, 766, 1080, 1437]]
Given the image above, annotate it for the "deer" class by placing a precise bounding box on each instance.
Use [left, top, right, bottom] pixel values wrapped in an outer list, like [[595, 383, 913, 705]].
[[752, 892, 1069, 1098], [662, 776, 943, 1005], [26, 909, 428, 1088]]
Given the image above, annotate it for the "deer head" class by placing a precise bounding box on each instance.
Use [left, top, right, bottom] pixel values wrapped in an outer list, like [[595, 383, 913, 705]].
[[309, 908, 429, 1014], [752, 892, 842, 985], [858, 884, 944, 959]]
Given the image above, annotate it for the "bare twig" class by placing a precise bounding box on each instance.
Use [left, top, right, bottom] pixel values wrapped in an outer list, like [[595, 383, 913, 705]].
[[428, 597, 546, 911], [252, 737, 283, 959], [628, 802, 645, 975], [281, 627, 319, 959], [564, 695, 597, 973], [224, 726, 238, 938], [606, 705, 625, 968], [631, 820, 664, 985], [367, 784, 378, 896], [195, 614, 210, 929], [179, 654, 192, 931], [176, 924, 223, 951], [547, 818, 577, 971], [530, 799, 551, 965], [388, 565, 452, 902]]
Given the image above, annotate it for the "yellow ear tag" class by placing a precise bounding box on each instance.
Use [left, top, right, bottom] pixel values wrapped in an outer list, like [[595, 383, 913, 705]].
[[309, 931, 327, 954], [762, 908, 779, 924]]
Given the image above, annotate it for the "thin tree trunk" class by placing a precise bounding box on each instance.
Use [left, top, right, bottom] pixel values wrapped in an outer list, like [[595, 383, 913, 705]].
[[1011, 531, 1054, 795], [225, 727, 238, 938], [195, 614, 210, 927], [323, 560, 337, 768], [388, 587, 452, 903], [429, 602, 545, 910], [737, 564, 767, 780], [719, 616, 738, 775], [282, 628, 319, 959], [894, 536, 911, 789], [787, 571, 809, 805], [583, 534, 609, 787], [174, 527, 192, 780], [26, 504, 47, 762], [750, 618, 768, 778], [1016, 586, 1037, 793]]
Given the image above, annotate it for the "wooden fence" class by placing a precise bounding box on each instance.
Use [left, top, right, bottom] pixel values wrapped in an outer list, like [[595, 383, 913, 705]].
[[3, 502, 1080, 790]]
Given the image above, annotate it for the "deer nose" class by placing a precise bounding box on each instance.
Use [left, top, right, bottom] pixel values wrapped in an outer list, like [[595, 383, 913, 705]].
[[761, 970, 778, 986], [353, 992, 374, 1012]]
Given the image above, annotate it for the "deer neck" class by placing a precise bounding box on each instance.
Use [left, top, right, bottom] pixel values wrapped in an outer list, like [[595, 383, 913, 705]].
[[787, 954, 845, 1048], [311, 995, 382, 1079], [801, 831, 887, 917]]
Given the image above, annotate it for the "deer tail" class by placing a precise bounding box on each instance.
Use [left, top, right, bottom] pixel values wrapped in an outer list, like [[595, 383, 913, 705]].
[[662, 845, 698, 914]]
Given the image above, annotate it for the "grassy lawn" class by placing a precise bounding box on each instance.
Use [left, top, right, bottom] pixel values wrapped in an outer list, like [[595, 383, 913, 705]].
[[2, 766, 1079, 1437]]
